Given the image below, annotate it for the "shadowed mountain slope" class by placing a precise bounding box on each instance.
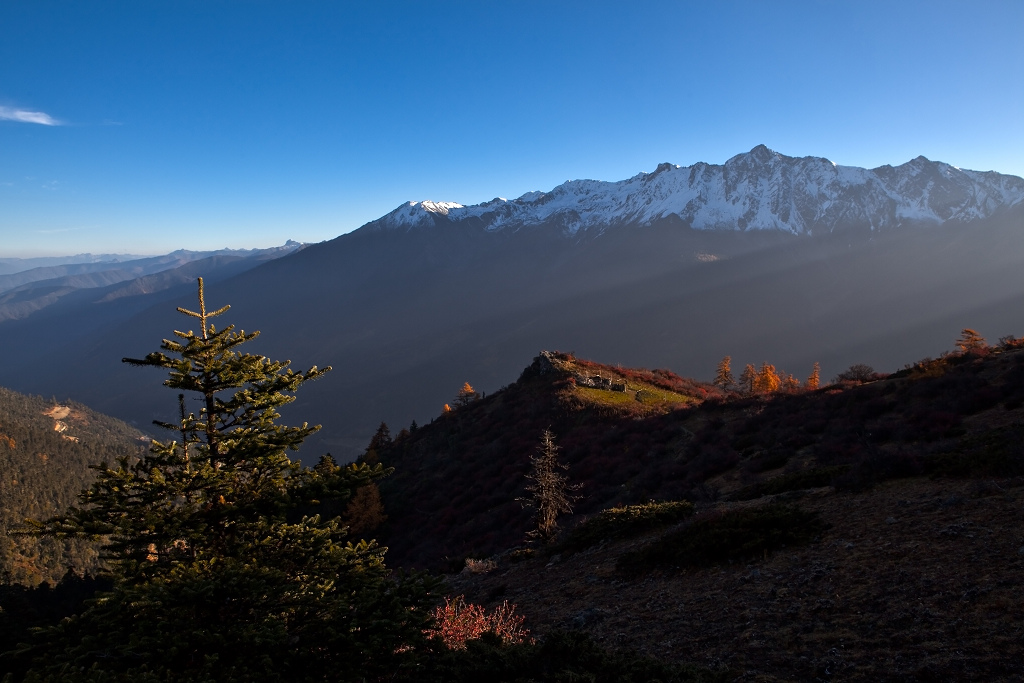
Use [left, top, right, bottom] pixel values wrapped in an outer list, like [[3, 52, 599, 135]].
[[378, 343, 1024, 679], [376, 338, 1024, 571]]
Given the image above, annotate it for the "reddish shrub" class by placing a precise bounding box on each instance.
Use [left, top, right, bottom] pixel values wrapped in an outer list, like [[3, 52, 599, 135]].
[[425, 595, 532, 650]]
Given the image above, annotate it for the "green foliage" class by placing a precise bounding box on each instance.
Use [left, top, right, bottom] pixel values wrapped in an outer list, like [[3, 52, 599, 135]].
[[404, 630, 726, 683], [617, 504, 826, 572], [14, 279, 437, 682], [730, 466, 851, 501], [0, 572, 112, 680], [559, 500, 695, 553]]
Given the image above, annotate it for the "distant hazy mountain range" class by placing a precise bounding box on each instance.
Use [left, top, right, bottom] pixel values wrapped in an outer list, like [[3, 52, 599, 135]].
[[0, 253, 149, 276], [1, 148, 1022, 458], [0, 242, 305, 322]]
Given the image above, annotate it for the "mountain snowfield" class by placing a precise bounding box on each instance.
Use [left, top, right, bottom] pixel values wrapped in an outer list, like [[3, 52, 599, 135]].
[[372, 145, 1024, 236]]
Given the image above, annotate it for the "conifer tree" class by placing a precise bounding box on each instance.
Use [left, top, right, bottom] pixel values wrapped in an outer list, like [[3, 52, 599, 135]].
[[955, 328, 987, 353], [806, 362, 821, 390], [713, 356, 734, 389], [343, 481, 388, 535], [454, 382, 478, 408], [24, 279, 435, 682], [739, 364, 757, 395], [519, 429, 578, 543], [753, 362, 781, 393], [783, 373, 800, 392], [369, 421, 392, 449], [363, 421, 393, 465]]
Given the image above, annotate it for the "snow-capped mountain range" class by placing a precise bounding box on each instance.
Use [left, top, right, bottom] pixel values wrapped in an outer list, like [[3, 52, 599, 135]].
[[370, 145, 1024, 236]]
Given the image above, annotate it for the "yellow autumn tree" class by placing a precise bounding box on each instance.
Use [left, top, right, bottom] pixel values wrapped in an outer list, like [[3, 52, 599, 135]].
[[753, 362, 781, 393], [955, 328, 986, 354], [806, 362, 821, 390], [739, 364, 757, 395], [783, 374, 800, 392], [343, 482, 387, 536], [713, 356, 734, 389], [454, 382, 479, 408]]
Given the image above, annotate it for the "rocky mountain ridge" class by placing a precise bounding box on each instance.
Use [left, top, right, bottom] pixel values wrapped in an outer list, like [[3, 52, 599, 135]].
[[370, 145, 1024, 236]]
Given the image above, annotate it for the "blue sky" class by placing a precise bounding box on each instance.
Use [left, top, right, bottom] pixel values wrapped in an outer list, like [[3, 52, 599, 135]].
[[2, 1, 1022, 257]]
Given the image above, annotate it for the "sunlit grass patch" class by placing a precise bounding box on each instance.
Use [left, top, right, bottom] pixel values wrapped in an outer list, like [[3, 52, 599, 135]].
[[574, 385, 692, 408]]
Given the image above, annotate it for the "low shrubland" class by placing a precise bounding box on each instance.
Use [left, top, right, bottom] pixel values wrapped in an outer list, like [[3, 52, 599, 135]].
[[558, 500, 695, 553], [406, 630, 727, 683], [731, 465, 851, 501], [617, 503, 826, 572]]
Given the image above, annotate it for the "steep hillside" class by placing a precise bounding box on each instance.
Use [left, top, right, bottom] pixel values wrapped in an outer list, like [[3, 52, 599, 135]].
[[378, 337, 1024, 571], [447, 476, 1023, 681], [375, 341, 1024, 679], [377, 352, 723, 569], [0, 386, 146, 585]]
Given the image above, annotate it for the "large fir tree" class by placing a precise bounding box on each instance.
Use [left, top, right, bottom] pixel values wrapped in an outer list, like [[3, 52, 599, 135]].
[[19, 279, 435, 683]]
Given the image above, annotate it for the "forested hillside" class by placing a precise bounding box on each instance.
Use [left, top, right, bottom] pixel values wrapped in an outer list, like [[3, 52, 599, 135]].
[[0, 386, 145, 585]]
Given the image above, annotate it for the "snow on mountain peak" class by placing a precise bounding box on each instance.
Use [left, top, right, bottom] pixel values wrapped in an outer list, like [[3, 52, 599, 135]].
[[369, 148, 1024, 236]]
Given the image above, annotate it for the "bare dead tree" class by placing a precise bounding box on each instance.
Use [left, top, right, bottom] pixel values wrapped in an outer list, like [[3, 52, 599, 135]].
[[519, 429, 579, 543]]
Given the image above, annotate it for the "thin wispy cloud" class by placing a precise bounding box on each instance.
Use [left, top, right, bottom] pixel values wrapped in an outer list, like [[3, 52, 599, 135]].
[[0, 106, 60, 125]]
